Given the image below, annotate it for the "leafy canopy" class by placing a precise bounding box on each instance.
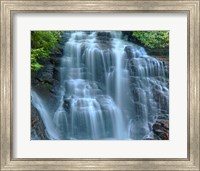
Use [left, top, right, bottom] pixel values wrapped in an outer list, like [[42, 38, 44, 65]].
[[132, 31, 169, 49], [31, 31, 62, 71]]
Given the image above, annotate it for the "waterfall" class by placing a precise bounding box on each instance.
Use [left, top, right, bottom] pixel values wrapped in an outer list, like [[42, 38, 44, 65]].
[[31, 31, 169, 140], [31, 90, 60, 139]]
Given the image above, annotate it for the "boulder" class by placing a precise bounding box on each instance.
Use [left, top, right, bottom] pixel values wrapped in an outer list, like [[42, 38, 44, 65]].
[[152, 119, 169, 140], [124, 46, 134, 59]]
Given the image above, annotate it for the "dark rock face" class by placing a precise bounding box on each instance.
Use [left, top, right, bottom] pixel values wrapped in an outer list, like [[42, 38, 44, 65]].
[[122, 31, 135, 43], [53, 67, 61, 81], [124, 45, 146, 59], [32, 62, 55, 86], [152, 119, 169, 140], [146, 48, 169, 58], [95, 32, 113, 49], [50, 45, 64, 57], [31, 104, 48, 140], [50, 57, 62, 66], [96, 32, 112, 40]]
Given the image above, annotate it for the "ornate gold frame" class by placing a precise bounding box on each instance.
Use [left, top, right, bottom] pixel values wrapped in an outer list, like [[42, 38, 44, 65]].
[[1, 0, 199, 170]]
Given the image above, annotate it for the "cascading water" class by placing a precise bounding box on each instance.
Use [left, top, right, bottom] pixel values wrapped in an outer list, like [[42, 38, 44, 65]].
[[31, 90, 60, 139], [31, 31, 169, 140]]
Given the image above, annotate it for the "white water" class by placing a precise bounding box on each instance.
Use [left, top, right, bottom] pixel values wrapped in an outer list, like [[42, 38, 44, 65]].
[[31, 31, 169, 140], [31, 90, 60, 139]]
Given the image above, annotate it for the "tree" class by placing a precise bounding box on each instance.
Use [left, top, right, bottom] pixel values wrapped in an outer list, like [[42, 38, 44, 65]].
[[31, 31, 63, 71], [132, 31, 169, 49]]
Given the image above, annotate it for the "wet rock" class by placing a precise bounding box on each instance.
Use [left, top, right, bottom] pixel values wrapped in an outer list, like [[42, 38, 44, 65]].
[[146, 48, 169, 58], [32, 62, 54, 86], [96, 32, 112, 39], [49, 87, 57, 95], [53, 67, 61, 81], [50, 57, 62, 66], [122, 31, 135, 42], [152, 119, 169, 140], [50, 45, 64, 57], [152, 89, 169, 113], [61, 32, 71, 43], [133, 102, 147, 120], [31, 104, 48, 140], [164, 65, 169, 78], [96, 32, 113, 49], [63, 98, 71, 112], [156, 114, 169, 120], [124, 46, 134, 59], [124, 45, 132, 53]]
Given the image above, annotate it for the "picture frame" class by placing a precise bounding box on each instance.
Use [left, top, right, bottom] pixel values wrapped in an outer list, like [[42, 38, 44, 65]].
[[0, 0, 199, 170]]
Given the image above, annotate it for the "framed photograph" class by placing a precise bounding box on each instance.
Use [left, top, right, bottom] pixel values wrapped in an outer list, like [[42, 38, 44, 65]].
[[0, 0, 199, 170]]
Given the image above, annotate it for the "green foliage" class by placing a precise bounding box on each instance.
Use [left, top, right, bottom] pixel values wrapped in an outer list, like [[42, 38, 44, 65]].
[[132, 31, 169, 49], [31, 31, 63, 71]]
